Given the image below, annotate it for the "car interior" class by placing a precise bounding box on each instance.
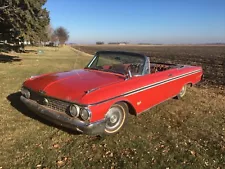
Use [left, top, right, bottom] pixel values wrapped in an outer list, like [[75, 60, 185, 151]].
[[150, 63, 172, 73], [88, 52, 177, 77]]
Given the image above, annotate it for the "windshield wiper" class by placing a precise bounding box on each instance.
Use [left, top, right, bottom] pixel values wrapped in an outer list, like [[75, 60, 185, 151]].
[[86, 67, 100, 71], [86, 67, 124, 75], [101, 69, 124, 75]]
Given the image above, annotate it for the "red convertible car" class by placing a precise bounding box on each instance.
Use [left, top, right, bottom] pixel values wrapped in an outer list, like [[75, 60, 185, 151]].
[[21, 51, 203, 135]]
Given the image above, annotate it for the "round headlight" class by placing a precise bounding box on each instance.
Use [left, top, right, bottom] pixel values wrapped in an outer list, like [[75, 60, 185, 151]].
[[80, 108, 91, 121], [69, 105, 80, 117], [25, 91, 30, 99], [43, 98, 49, 105], [21, 88, 30, 99]]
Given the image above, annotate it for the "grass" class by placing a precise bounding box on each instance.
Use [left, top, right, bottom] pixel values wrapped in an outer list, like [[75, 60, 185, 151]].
[[0, 46, 225, 168]]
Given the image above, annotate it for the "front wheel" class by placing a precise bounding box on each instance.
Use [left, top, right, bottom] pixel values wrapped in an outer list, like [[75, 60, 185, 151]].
[[104, 102, 127, 135]]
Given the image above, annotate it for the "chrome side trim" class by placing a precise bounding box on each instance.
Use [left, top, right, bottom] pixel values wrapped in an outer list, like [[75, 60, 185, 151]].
[[124, 69, 201, 96], [89, 69, 202, 105]]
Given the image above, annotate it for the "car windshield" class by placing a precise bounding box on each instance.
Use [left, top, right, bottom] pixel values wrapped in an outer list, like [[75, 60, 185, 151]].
[[86, 52, 146, 76]]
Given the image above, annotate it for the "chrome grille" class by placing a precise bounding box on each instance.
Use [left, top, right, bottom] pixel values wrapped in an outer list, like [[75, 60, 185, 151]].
[[47, 98, 70, 113], [29, 90, 70, 113]]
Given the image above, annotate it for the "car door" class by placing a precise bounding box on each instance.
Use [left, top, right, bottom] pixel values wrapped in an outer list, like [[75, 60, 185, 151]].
[[124, 68, 179, 114]]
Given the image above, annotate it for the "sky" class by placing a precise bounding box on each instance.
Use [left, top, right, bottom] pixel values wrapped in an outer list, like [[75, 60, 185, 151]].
[[45, 0, 225, 44]]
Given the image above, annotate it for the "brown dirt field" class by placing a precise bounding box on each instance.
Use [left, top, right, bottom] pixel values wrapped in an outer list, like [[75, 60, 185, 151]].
[[73, 45, 225, 88]]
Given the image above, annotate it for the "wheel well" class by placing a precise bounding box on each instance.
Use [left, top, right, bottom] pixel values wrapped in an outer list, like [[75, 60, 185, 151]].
[[187, 83, 193, 87], [116, 101, 137, 116]]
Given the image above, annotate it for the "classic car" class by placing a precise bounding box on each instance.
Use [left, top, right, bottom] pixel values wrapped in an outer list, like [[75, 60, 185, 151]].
[[20, 51, 203, 135]]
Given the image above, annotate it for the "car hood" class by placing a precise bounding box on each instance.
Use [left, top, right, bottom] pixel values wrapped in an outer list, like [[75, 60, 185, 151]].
[[23, 69, 124, 103]]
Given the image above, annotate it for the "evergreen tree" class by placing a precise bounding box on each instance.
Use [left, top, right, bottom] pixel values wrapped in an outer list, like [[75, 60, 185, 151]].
[[0, 0, 50, 44]]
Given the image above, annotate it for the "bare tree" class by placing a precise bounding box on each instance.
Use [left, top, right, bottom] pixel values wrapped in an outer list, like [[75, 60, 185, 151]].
[[54, 27, 69, 45]]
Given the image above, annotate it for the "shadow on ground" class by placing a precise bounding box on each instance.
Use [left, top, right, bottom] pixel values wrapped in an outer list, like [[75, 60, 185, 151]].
[[7, 92, 81, 135], [0, 54, 22, 63]]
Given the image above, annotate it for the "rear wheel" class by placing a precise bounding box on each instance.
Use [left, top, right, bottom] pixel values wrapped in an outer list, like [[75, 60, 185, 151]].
[[176, 85, 187, 99], [104, 102, 127, 135]]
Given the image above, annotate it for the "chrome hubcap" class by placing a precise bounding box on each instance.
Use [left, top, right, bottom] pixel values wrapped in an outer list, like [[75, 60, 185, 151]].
[[110, 115, 118, 123], [180, 86, 186, 96], [105, 107, 123, 131]]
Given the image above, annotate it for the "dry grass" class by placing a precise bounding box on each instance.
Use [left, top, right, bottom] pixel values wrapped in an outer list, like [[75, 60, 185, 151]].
[[0, 46, 224, 168]]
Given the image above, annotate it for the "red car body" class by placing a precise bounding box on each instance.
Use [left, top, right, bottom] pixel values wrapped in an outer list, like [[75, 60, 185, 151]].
[[20, 51, 203, 135]]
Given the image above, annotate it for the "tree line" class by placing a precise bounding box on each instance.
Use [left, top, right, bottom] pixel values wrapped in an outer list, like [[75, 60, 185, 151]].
[[96, 42, 129, 45], [0, 0, 69, 51]]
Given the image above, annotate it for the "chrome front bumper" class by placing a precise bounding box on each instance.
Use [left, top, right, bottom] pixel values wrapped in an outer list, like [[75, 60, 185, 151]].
[[20, 96, 106, 135]]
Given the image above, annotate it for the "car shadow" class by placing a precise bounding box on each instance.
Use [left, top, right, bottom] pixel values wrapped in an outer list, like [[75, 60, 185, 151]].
[[7, 92, 81, 135], [0, 54, 22, 63]]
